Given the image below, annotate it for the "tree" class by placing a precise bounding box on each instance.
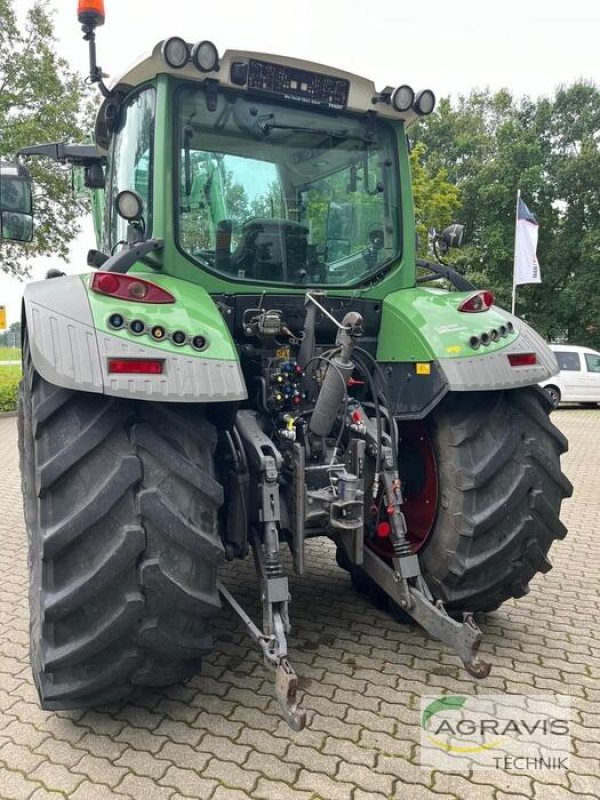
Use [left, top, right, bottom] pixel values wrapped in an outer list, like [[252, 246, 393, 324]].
[[535, 84, 600, 348], [0, 0, 91, 278], [412, 85, 600, 350], [0, 320, 21, 347], [409, 141, 461, 258]]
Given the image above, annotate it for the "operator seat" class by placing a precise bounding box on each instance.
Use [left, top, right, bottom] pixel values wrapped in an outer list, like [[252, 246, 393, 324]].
[[230, 218, 309, 282]]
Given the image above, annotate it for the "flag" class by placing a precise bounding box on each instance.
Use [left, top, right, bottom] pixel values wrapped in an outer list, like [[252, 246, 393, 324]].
[[513, 195, 541, 286]]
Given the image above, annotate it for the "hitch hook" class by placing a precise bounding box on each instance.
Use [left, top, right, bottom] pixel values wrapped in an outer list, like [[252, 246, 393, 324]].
[[275, 658, 307, 731], [462, 613, 492, 679]]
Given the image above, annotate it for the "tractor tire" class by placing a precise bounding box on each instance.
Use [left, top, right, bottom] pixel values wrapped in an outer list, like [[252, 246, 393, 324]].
[[18, 341, 224, 709], [340, 388, 572, 615]]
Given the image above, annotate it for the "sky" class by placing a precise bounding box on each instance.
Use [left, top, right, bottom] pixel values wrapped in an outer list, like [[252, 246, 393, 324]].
[[2, 0, 600, 326]]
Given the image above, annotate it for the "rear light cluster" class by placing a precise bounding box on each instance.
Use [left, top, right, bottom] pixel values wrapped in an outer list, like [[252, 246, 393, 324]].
[[91, 273, 175, 304], [458, 290, 495, 313], [469, 321, 514, 350], [94, 275, 209, 351], [107, 313, 208, 351]]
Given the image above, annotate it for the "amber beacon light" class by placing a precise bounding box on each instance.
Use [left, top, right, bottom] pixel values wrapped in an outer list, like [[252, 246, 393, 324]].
[[77, 0, 105, 27]]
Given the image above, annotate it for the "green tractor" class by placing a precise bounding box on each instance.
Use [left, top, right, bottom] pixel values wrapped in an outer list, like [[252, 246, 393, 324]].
[[1, 2, 572, 730]]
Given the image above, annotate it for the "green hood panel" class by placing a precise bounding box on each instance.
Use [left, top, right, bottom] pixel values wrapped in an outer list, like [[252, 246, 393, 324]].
[[376, 288, 518, 363], [83, 272, 239, 361]]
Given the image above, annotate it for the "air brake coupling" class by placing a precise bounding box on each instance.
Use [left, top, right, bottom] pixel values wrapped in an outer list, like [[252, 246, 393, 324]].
[[309, 312, 363, 438]]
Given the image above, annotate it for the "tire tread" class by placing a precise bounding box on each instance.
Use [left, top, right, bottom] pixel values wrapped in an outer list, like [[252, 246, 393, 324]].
[[20, 343, 224, 708], [421, 388, 573, 612]]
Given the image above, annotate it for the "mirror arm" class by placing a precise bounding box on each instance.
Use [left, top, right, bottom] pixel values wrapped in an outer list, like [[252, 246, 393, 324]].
[[17, 143, 106, 167], [100, 239, 164, 274], [416, 259, 476, 291], [80, 23, 113, 98]]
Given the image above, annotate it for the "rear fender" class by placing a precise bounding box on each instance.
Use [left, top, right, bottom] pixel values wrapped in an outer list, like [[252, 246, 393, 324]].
[[376, 288, 560, 418], [22, 273, 247, 403], [378, 288, 559, 390]]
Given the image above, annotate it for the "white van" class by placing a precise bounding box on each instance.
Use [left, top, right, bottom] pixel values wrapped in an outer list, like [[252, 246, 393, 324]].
[[539, 344, 600, 407]]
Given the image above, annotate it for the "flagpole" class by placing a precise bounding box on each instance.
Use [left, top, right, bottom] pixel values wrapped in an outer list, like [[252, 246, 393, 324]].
[[511, 189, 520, 316]]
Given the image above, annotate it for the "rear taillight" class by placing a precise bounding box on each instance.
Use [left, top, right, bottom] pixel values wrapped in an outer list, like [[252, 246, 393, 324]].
[[91, 273, 175, 304], [108, 358, 164, 374], [508, 353, 537, 367], [458, 290, 495, 313]]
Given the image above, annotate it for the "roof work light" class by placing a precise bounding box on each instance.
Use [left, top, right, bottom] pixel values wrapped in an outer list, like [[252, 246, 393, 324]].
[[191, 41, 220, 72], [414, 89, 436, 116], [390, 85, 415, 112], [162, 37, 190, 69]]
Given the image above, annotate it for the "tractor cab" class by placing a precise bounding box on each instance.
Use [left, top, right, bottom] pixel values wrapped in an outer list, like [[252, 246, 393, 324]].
[[86, 37, 436, 295]]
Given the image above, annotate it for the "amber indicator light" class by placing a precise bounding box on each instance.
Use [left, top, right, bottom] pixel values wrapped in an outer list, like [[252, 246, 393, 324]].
[[151, 326, 166, 340]]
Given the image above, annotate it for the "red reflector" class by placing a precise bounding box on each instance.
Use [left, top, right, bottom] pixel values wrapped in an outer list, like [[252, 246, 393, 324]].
[[91, 273, 175, 304], [376, 521, 391, 538], [508, 353, 537, 367], [108, 359, 164, 375], [458, 290, 495, 313]]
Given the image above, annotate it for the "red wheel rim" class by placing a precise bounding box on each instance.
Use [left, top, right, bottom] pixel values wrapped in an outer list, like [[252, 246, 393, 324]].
[[365, 420, 438, 558]]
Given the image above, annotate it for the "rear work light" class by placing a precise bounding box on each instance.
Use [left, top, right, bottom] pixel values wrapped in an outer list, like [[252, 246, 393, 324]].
[[91, 273, 175, 304], [458, 290, 495, 313], [162, 37, 190, 69], [108, 359, 164, 375], [508, 353, 537, 367]]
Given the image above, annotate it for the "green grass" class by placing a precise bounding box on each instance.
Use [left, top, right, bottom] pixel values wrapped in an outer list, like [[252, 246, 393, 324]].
[[0, 347, 20, 361], [0, 364, 22, 413]]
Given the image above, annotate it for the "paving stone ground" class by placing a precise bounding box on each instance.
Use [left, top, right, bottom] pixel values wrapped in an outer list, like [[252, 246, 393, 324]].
[[0, 407, 598, 800]]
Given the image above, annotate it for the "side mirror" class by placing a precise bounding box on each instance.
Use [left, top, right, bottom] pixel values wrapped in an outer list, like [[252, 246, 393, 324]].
[[440, 223, 465, 251], [0, 161, 33, 242], [84, 162, 105, 189]]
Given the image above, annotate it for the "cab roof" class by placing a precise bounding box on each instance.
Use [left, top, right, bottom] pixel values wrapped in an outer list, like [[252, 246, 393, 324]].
[[102, 40, 425, 125]]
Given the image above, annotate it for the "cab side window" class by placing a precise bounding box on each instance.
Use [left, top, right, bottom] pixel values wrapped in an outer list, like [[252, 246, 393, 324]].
[[108, 88, 155, 251], [555, 351, 581, 371]]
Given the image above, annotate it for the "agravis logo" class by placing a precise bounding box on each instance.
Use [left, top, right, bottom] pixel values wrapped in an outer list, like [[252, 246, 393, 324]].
[[419, 694, 571, 771], [421, 696, 505, 753]]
